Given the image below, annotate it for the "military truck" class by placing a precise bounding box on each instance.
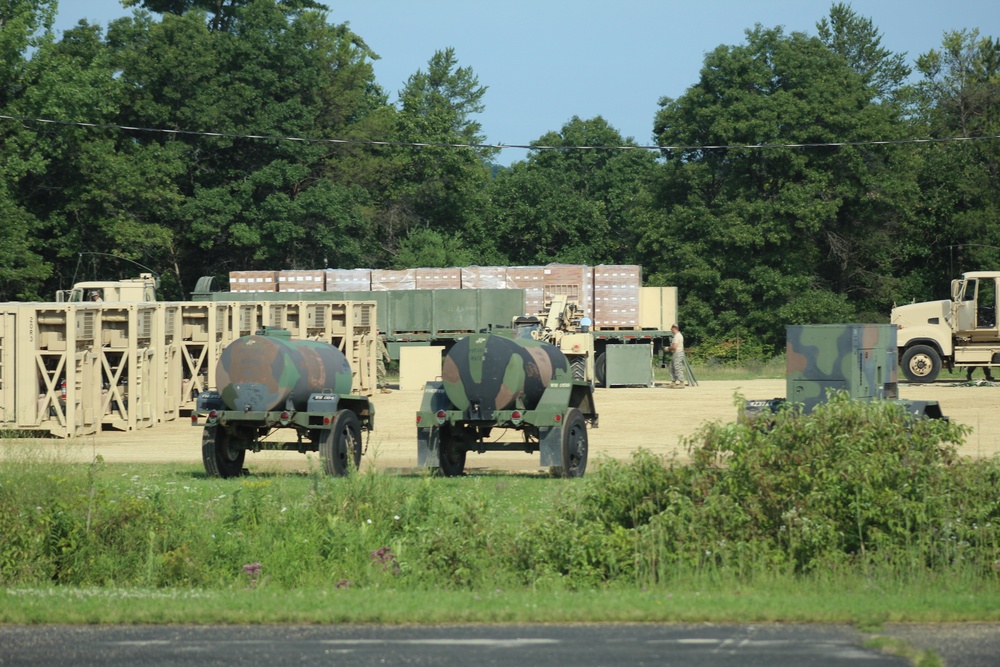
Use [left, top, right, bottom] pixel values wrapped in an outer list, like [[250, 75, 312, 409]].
[[416, 333, 597, 477], [891, 271, 1000, 382], [193, 286, 674, 388], [512, 294, 597, 383], [55, 273, 158, 303], [193, 327, 375, 477], [744, 324, 945, 421]]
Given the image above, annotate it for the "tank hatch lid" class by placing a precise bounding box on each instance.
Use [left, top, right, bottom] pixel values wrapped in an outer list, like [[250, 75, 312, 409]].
[[255, 326, 292, 338]]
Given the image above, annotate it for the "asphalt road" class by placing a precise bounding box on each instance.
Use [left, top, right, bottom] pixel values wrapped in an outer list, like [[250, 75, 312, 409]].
[[3, 623, 999, 666]]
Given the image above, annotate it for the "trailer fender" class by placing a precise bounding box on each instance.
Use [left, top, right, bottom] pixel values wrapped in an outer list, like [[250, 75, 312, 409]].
[[538, 424, 563, 467]]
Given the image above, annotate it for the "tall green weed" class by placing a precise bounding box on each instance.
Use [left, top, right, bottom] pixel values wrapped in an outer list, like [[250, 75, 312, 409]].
[[2, 398, 998, 594]]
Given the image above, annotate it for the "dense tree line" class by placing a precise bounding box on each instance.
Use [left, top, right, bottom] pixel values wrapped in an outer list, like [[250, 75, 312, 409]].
[[0, 1, 997, 357]]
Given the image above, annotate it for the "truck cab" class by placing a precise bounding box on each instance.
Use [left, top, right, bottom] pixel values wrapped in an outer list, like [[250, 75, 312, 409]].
[[56, 273, 158, 303], [891, 271, 1000, 382]]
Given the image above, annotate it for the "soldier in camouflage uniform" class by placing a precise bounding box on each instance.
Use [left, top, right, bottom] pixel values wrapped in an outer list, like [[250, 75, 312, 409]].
[[669, 324, 685, 388], [377, 334, 392, 393]]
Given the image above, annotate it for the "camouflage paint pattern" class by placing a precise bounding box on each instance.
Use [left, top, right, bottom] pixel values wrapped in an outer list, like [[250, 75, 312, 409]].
[[442, 334, 569, 416], [785, 324, 898, 414], [216, 329, 353, 412]]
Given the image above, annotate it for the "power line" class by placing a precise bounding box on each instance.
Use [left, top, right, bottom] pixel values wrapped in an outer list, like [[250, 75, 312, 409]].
[[2, 113, 999, 154]]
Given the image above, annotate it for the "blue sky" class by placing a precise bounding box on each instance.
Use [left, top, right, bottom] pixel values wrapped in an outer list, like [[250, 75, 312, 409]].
[[54, 0, 999, 165]]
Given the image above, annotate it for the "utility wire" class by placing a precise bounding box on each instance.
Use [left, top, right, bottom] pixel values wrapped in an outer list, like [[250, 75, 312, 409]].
[[2, 113, 999, 154]]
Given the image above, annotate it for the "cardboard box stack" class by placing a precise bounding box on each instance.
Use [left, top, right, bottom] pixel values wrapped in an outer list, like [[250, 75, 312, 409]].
[[542, 263, 594, 320], [505, 266, 546, 316], [324, 269, 372, 292], [593, 265, 642, 329], [278, 269, 325, 292], [229, 270, 277, 293], [415, 267, 461, 289], [371, 269, 416, 291], [461, 266, 513, 289]]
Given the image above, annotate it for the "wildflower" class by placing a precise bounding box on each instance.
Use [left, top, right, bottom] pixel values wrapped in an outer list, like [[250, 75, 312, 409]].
[[366, 519, 372, 524], [242, 562, 262, 588], [369, 546, 401, 574], [394, 515, 400, 521]]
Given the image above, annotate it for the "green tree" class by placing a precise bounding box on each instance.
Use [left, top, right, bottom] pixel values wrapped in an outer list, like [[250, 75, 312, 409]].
[[910, 30, 1000, 282], [105, 1, 386, 291], [484, 116, 659, 266], [816, 2, 910, 100], [646, 22, 917, 352], [0, 0, 57, 298], [375, 48, 495, 266]]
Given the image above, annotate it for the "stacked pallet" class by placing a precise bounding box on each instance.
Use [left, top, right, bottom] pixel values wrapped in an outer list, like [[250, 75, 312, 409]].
[[593, 265, 642, 328], [230, 263, 647, 329], [229, 270, 277, 293]]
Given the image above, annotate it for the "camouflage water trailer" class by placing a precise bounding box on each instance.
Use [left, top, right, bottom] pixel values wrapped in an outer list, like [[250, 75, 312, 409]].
[[194, 327, 374, 477], [417, 333, 598, 477], [744, 323, 945, 419]]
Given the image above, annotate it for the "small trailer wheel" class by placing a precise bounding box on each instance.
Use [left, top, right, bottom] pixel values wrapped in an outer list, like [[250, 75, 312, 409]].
[[322, 410, 362, 476], [202, 425, 247, 478], [434, 425, 466, 477], [552, 408, 588, 478]]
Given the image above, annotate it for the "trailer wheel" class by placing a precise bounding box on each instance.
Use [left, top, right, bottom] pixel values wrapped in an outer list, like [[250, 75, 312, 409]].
[[434, 425, 466, 477], [552, 408, 588, 478], [321, 410, 362, 476], [202, 425, 247, 478], [901, 345, 941, 383], [595, 353, 607, 387], [571, 357, 587, 382]]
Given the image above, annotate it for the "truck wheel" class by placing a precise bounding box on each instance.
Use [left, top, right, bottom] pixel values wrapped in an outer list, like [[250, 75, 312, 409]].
[[901, 345, 941, 383], [202, 426, 246, 478], [595, 353, 607, 387], [552, 408, 588, 478], [434, 425, 466, 477], [321, 410, 362, 476]]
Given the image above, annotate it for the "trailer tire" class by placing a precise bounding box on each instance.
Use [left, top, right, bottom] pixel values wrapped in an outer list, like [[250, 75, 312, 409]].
[[433, 425, 466, 477], [901, 345, 941, 383], [552, 408, 588, 478], [570, 356, 587, 382], [322, 410, 362, 476], [202, 425, 247, 478], [595, 353, 607, 387]]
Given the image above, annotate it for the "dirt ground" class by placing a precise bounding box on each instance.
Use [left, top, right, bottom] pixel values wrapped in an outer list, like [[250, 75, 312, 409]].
[[10, 377, 999, 474]]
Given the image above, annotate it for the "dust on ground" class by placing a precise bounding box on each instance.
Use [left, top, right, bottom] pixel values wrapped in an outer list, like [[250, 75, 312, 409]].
[[7, 378, 997, 474]]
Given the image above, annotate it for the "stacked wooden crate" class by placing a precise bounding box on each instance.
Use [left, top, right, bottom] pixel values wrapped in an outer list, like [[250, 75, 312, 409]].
[[593, 265, 642, 329]]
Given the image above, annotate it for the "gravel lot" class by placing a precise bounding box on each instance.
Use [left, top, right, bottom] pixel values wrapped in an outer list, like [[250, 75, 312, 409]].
[[14, 377, 997, 473]]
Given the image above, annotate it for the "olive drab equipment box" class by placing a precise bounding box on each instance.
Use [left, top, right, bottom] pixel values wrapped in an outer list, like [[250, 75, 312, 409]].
[[744, 324, 945, 420]]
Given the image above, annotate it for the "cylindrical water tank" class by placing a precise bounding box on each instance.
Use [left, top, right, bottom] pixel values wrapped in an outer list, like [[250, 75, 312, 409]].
[[442, 334, 568, 414], [216, 330, 353, 412]]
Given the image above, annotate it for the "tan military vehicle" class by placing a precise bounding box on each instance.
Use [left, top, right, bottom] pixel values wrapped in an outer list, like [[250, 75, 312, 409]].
[[891, 271, 1000, 382], [55, 273, 158, 303]]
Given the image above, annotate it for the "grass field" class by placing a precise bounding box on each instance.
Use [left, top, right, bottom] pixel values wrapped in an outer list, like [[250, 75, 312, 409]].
[[2, 393, 999, 628]]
